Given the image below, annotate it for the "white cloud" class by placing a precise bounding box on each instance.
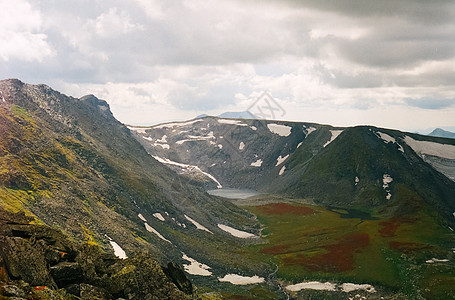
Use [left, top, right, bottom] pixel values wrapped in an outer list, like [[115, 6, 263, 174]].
[[0, 0, 54, 61]]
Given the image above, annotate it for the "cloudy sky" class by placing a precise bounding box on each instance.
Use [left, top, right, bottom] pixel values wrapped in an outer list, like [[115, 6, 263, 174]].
[[1, 0, 454, 132]]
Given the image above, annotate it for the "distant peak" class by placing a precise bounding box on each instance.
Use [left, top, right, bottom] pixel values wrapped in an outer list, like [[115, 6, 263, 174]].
[[428, 128, 455, 139]]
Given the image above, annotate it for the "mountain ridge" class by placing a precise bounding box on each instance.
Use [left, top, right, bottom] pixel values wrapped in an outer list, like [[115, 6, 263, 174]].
[[2, 79, 455, 299]]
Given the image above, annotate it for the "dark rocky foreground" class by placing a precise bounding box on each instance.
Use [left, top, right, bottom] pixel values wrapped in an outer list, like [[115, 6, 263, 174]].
[[0, 208, 196, 300]]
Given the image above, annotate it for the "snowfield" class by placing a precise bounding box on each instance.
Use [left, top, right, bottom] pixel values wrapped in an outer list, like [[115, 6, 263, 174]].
[[275, 154, 289, 166], [279, 166, 286, 175], [217, 119, 248, 126], [153, 212, 165, 221], [250, 159, 263, 167], [138, 213, 147, 222], [286, 281, 376, 293], [153, 119, 202, 129], [382, 174, 393, 189], [383, 174, 393, 200], [426, 258, 449, 263], [377, 131, 404, 152], [217, 224, 256, 238], [218, 274, 264, 285], [286, 281, 336, 292], [127, 126, 147, 134], [152, 156, 222, 188], [144, 223, 172, 243], [267, 123, 292, 137], [323, 130, 343, 147], [182, 253, 212, 276], [304, 126, 317, 136], [106, 236, 127, 259], [184, 215, 213, 234], [341, 283, 376, 293], [404, 136, 455, 159]]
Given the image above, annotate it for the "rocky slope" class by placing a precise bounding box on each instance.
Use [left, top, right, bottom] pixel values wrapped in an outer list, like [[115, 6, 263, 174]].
[[0, 79, 264, 299], [0, 208, 193, 299]]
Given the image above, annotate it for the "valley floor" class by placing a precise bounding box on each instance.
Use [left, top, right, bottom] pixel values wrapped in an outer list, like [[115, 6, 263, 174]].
[[193, 194, 455, 300]]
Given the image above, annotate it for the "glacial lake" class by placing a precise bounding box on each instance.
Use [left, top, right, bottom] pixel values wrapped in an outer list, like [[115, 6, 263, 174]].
[[207, 188, 260, 199]]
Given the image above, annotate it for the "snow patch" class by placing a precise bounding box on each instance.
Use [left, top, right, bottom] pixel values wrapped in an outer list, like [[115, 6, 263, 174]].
[[182, 253, 212, 276], [152, 156, 222, 188], [276, 154, 289, 166], [154, 119, 202, 129], [383, 174, 393, 189], [217, 119, 248, 126], [376, 131, 404, 152], [377, 131, 395, 143], [250, 126, 257, 131], [279, 166, 286, 176], [297, 142, 303, 148], [383, 174, 393, 200], [157, 135, 167, 143], [404, 136, 455, 159], [218, 274, 264, 285], [267, 123, 292, 137], [239, 142, 245, 150], [138, 213, 147, 222], [286, 281, 336, 292], [144, 223, 172, 243], [153, 213, 165, 221], [341, 283, 376, 293], [217, 144, 223, 149], [176, 138, 210, 144], [286, 281, 376, 293], [426, 258, 449, 263], [184, 215, 213, 234], [106, 236, 127, 259], [154, 143, 170, 149], [217, 224, 256, 238], [250, 159, 262, 167], [355, 176, 360, 185], [323, 130, 343, 147], [127, 126, 147, 134], [304, 126, 317, 136]]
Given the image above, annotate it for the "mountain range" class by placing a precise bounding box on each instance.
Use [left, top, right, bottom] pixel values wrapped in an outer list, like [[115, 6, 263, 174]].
[[1, 79, 455, 299]]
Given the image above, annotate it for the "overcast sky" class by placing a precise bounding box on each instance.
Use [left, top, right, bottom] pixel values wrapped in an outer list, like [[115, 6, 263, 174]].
[[1, 0, 454, 132]]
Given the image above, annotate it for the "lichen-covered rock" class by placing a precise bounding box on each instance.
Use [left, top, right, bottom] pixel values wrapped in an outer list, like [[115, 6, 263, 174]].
[[0, 236, 56, 288], [100, 253, 190, 300], [0, 208, 197, 300]]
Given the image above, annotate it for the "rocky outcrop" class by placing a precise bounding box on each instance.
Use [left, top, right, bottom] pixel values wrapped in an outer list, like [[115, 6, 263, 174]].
[[0, 209, 196, 299]]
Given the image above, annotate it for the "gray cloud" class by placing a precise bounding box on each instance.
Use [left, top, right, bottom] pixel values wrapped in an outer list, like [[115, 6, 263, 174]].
[[1, 0, 454, 130], [405, 98, 455, 110]]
